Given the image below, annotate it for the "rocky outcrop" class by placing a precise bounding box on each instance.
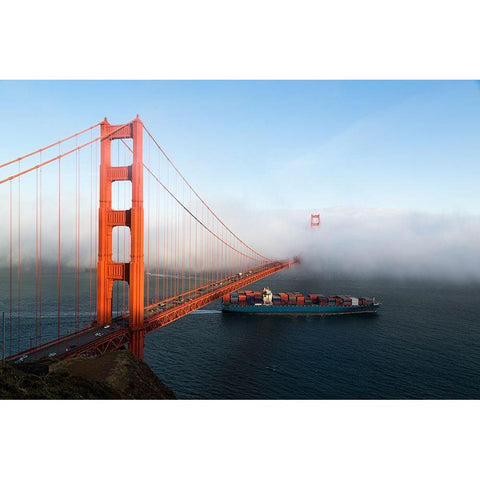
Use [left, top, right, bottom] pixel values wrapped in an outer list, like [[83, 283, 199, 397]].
[[0, 350, 175, 399]]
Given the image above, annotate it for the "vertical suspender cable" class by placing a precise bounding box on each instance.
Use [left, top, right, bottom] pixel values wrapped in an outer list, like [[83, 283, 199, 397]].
[[94, 137, 99, 324], [194, 200, 197, 291], [181, 182, 185, 296], [115, 141, 118, 313], [9, 181, 12, 356], [189, 189, 192, 293], [163, 179, 166, 301], [17, 161, 21, 352], [78, 141, 81, 329], [57, 145, 61, 339], [146, 146, 150, 305], [89, 130, 93, 325], [155, 180, 160, 302], [174, 174, 177, 298], [35, 168, 38, 345], [75, 139, 79, 331], [39, 168, 42, 341], [122, 146, 126, 312]]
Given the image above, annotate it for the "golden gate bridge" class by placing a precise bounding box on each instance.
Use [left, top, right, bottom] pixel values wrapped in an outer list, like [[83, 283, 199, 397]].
[[0, 116, 297, 361]]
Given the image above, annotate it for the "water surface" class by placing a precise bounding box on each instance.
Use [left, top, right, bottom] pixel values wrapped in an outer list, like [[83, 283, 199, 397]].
[[144, 266, 480, 399]]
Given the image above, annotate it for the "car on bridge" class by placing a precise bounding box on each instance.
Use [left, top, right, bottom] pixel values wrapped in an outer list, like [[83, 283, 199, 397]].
[[14, 354, 29, 364]]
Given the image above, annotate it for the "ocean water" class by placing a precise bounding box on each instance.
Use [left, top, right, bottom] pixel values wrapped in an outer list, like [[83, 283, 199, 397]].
[[2, 266, 479, 399], [144, 266, 480, 399]]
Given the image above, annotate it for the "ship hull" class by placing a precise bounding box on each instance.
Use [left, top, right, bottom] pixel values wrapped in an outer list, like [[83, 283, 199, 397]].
[[222, 304, 379, 315]]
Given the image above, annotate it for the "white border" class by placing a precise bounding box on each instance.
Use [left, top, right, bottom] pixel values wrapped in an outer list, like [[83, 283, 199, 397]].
[[1, 0, 480, 79], [1, 400, 479, 479], [1, 1, 479, 478]]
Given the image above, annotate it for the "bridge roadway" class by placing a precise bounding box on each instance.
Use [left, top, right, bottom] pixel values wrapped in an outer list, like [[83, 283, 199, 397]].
[[8, 260, 294, 363]]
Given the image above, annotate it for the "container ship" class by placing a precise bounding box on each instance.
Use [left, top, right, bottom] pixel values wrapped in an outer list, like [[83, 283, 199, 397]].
[[222, 288, 379, 315]]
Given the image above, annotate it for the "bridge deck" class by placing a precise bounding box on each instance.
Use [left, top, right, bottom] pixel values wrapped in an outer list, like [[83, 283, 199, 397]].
[[7, 260, 294, 363]]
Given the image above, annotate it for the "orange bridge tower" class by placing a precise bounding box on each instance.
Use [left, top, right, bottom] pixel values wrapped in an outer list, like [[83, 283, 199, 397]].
[[310, 213, 321, 228], [96, 116, 145, 358]]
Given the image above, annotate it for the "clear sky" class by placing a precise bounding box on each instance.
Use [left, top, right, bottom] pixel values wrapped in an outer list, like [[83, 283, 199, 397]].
[[0, 80, 479, 215]]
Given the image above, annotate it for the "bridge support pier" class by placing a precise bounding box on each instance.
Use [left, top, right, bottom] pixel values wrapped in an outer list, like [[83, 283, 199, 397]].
[[97, 116, 145, 359], [130, 328, 145, 359]]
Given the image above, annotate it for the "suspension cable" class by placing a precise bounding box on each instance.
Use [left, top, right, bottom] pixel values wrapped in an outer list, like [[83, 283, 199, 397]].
[[142, 124, 272, 262], [143, 163, 264, 263], [0, 122, 101, 170], [0, 123, 129, 185]]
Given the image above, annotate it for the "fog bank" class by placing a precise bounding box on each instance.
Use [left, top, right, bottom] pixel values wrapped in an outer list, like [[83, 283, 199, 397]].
[[1, 202, 479, 282], [225, 206, 480, 282]]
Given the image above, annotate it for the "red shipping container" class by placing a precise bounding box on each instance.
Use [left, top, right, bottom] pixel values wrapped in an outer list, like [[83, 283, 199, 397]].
[[297, 296, 305, 306], [222, 294, 230, 303], [239, 294, 247, 303]]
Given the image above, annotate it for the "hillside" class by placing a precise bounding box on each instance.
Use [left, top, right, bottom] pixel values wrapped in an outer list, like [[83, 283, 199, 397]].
[[0, 350, 176, 400]]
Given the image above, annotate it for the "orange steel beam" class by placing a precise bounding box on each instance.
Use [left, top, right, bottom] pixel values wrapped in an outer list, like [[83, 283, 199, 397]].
[[144, 260, 293, 333], [64, 329, 131, 358]]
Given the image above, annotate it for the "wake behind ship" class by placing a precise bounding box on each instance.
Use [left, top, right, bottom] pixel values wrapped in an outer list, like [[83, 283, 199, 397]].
[[222, 288, 380, 315]]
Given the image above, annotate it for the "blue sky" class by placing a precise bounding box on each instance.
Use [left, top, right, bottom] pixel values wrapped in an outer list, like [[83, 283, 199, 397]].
[[0, 80, 479, 215]]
